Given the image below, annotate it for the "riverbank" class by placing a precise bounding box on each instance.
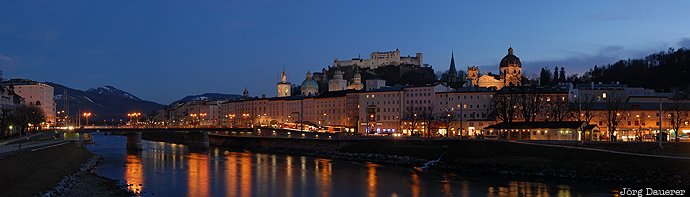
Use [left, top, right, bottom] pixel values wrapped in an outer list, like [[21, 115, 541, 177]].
[[199, 135, 690, 188], [260, 140, 690, 188], [0, 142, 132, 197]]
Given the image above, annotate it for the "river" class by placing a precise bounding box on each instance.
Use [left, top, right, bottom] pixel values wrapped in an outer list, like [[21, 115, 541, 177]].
[[86, 132, 617, 197]]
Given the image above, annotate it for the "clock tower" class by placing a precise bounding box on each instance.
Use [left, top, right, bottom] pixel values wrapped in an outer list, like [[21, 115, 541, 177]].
[[277, 68, 291, 97]]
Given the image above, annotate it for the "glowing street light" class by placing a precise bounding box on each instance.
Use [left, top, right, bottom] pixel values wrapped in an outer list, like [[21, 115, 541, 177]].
[[82, 112, 92, 126], [127, 112, 141, 126]]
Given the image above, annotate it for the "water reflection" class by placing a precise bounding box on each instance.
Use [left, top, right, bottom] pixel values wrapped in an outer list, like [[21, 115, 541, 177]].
[[125, 153, 144, 195], [86, 133, 614, 197], [366, 162, 377, 197], [486, 181, 581, 197], [239, 152, 252, 197], [410, 172, 420, 197], [442, 174, 453, 197], [285, 156, 293, 197], [315, 159, 332, 197], [225, 152, 237, 197], [187, 153, 209, 197]]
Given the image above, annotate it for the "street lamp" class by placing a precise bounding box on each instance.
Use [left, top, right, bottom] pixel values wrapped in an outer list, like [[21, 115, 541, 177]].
[[127, 112, 141, 127], [199, 113, 207, 127], [228, 114, 235, 128], [82, 112, 92, 127]]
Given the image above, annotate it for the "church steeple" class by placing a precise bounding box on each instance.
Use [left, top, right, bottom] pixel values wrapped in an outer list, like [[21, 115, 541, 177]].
[[448, 50, 458, 83], [449, 51, 457, 72], [281, 67, 287, 83]]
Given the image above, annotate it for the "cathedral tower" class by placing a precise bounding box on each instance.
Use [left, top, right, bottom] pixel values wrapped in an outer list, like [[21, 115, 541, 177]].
[[277, 68, 291, 97]]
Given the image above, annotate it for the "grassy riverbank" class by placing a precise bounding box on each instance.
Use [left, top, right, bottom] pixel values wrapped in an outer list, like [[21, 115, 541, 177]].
[[0, 142, 131, 197], [0, 143, 92, 196]]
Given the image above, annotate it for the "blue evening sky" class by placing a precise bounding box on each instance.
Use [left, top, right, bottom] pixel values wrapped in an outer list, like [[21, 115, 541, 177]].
[[1, 1, 689, 104]]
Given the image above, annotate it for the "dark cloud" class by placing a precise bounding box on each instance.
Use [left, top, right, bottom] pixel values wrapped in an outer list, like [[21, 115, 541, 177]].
[[523, 42, 681, 75]]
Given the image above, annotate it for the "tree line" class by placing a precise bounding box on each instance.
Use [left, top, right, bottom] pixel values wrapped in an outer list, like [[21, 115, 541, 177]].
[[581, 47, 690, 92], [0, 104, 45, 138]]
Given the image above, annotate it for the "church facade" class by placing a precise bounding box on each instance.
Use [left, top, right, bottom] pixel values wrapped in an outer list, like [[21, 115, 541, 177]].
[[466, 47, 523, 89]]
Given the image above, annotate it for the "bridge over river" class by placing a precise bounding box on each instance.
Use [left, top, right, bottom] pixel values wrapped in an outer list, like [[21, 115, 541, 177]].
[[74, 127, 347, 151]]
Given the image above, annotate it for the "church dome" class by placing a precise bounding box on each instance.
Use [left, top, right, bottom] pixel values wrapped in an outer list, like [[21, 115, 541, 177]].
[[500, 47, 521, 68], [301, 71, 319, 96]]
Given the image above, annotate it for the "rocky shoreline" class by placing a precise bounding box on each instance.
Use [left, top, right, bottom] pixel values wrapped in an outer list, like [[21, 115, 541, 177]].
[[39, 154, 134, 197]]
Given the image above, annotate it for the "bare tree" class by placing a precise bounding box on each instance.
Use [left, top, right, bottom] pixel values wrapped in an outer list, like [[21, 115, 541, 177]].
[[437, 108, 454, 137], [12, 104, 45, 133], [402, 103, 423, 136], [491, 89, 518, 123], [545, 94, 571, 122], [419, 106, 435, 137], [516, 87, 542, 122], [573, 94, 596, 124], [601, 93, 626, 141], [634, 113, 648, 142], [666, 99, 689, 142]]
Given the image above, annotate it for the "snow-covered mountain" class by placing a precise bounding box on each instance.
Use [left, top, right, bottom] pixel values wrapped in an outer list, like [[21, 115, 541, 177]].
[[170, 93, 242, 105], [86, 86, 141, 101], [47, 82, 165, 120]]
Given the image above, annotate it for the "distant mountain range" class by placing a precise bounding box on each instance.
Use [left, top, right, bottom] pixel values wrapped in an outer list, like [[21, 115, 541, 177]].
[[47, 82, 165, 121], [169, 93, 242, 105], [47, 82, 242, 121]]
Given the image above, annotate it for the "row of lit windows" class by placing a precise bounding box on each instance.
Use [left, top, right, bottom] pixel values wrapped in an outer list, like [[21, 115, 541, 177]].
[[366, 101, 400, 106]]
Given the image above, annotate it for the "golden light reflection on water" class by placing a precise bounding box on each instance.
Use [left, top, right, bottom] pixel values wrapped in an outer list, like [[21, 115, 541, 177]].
[[460, 180, 469, 197], [125, 153, 144, 195], [300, 156, 307, 188], [442, 174, 453, 197], [557, 185, 571, 197], [315, 158, 332, 197], [256, 154, 269, 194], [187, 153, 209, 197], [485, 181, 577, 197], [366, 162, 378, 197], [240, 152, 252, 197], [285, 156, 293, 197], [88, 133, 610, 197], [271, 155, 277, 194], [410, 172, 420, 197], [225, 152, 238, 196]]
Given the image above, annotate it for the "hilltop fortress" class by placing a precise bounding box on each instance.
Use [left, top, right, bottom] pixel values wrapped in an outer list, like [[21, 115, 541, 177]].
[[332, 48, 423, 69]]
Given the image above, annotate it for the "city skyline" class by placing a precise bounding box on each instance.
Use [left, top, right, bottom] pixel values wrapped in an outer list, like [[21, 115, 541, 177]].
[[1, 1, 690, 104]]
